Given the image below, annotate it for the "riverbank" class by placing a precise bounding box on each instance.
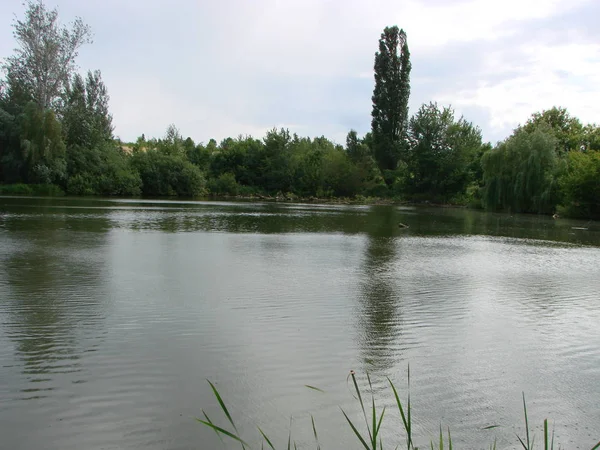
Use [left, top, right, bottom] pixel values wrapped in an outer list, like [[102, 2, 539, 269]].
[[4, 183, 597, 221], [0, 183, 472, 209], [0, 183, 65, 197]]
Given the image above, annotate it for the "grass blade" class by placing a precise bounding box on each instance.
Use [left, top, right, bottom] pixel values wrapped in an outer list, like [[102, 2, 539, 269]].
[[439, 424, 444, 450], [517, 434, 528, 450], [376, 406, 386, 437], [305, 385, 325, 393], [388, 377, 412, 449], [258, 426, 275, 450], [523, 393, 530, 450], [544, 419, 548, 450], [311, 414, 321, 450], [287, 416, 293, 450], [195, 418, 250, 447], [342, 408, 372, 450], [591, 441, 600, 450], [408, 365, 413, 450], [448, 426, 452, 450], [351, 370, 373, 445], [202, 411, 224, 444], [372, 391, 377, 449], [207, 380, 239, 434]]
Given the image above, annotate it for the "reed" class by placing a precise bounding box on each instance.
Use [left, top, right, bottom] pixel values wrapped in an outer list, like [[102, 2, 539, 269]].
[[197, 369, 600, 450]]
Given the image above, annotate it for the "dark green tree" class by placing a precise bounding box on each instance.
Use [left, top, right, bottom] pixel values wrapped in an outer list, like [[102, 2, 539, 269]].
[[0, 92, 23, 182], [371, 25, 411, 179], [522, 107, 583, 154], [582, 124, 600, 151], [559, 150, 600, 219], [83, 70, 113, 145], [19, 102, 67, 184], [345, 130, 384, 195], [62, 73, 88, 147], [65, 143, 141, 196], [406, 102, 482, 201]]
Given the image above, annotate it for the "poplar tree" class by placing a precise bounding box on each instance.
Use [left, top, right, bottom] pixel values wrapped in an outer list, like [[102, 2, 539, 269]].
[[371, 26, 411, 178], [3, 0, 92, 111]]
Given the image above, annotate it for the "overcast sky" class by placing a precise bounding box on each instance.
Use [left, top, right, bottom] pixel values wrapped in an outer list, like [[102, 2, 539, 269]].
[[1, 0, 599, 145]]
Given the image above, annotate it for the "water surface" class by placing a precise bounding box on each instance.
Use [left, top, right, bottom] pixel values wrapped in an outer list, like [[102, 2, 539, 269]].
[[1, 197, 599, 449]]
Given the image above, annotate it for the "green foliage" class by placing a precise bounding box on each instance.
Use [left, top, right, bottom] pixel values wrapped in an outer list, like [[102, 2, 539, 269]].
[[0, 103, 24, 182], [19, 102, 67, 184], [0, 183, 63, 196], [186, 142, 211, 169], [130, 149, 205, 197], [62, 70, 113, 149], [207, 172, 240, 196], [406, 102, 483, 202], [522, 107, 583, 154], [65, 143, 141, 196], [3, 0, 92, 110], [346, 130, 384, 194], [371, 25, 411, 175], [1, 2, 599, 213], [482, 125, 562, 214], [558, 150, 600, 219], [0, 183, 33, 195], [582, 124, 600, 152], [321, 146, 362, 197]]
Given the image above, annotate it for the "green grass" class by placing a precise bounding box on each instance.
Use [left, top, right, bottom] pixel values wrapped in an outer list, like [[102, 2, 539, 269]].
[[197, 368, 600, 450]]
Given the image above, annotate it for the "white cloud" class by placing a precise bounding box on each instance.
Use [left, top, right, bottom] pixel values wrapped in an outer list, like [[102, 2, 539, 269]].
[[0, 0, 599, 144], [437, 40, 600, 140]]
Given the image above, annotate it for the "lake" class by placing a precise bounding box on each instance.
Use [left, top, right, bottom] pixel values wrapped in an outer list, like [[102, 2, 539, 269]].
[[0, 196, 599, 450]]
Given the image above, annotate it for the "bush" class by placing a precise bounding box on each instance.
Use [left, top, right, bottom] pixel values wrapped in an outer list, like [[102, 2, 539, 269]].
[[66, 174, 96, 196], [0, 183, 64, 196], [0, 183, 33, 195], [207, 173, 240, 196], [366, 183, 391, 198], [558, 150, 600, 219], [131, 150, 206, 197]]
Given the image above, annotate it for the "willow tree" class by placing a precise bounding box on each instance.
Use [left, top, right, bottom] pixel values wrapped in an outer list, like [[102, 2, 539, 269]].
[[482, 124, 562, 214], [370, 26, 411, 181]]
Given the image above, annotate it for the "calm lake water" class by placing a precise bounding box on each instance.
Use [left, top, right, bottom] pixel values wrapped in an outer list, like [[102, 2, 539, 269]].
[[0, 196, 599, 450]]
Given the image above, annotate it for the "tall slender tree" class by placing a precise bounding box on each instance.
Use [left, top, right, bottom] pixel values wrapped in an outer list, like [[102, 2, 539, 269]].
[[3, 0, 92, 111], [62, 70, 113, 149], [371, 26, 411, 179]]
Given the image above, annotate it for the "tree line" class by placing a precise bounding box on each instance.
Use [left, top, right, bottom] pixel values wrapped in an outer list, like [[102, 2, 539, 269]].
[[1, 1, 599, 219]]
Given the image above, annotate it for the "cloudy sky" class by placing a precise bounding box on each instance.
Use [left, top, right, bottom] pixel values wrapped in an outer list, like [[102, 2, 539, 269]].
[[1, 0, 599, 145]]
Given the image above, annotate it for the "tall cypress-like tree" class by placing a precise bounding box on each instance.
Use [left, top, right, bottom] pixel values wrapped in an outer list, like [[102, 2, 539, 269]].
[[371, 26, 411, 179]]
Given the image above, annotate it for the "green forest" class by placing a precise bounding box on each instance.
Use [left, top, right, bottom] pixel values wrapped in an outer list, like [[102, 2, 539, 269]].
[[1, 1, 599, 219]]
